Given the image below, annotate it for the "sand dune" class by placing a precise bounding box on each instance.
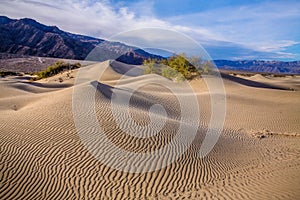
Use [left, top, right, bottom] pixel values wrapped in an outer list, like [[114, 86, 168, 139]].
[[1, 60, 300, 199], [238, 73, 300, 91]]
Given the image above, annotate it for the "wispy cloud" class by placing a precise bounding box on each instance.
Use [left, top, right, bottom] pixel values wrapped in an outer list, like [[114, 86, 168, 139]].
[[0, 0, 168, 37], [167, 1, 300, 56], [0, 0, 299, 60]]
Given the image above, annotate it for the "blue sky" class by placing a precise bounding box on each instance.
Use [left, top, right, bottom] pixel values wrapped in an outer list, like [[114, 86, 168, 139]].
[[1, 0, 299, 60]]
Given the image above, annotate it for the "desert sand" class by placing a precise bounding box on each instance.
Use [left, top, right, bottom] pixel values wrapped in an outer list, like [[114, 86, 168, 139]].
[[0, 60, 300, 199]]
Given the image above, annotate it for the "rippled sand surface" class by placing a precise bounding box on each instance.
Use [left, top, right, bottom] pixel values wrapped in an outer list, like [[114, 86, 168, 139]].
[[1, 61, 299, 199]]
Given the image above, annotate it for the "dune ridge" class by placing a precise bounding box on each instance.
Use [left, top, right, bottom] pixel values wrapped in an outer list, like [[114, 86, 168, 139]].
[[1, 61, 300, 199]]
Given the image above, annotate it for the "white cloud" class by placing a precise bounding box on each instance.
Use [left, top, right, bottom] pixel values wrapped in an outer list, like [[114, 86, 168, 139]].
[[0, 0, 169, 38], [256, 40, 299, 52], [0, 0, 299, 60], [167, 1, 300, 55]]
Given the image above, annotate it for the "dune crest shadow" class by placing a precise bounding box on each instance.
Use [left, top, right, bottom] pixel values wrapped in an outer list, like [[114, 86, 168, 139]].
[[109, 60, 143, 76], [91, 81, 116, 99], [221, 73, 289, 90]]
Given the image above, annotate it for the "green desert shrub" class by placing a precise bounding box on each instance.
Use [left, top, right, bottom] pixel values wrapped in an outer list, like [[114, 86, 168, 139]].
[[189, 56, 214, 75], [0, 71, 18, 77], [32, 61, 81, 81], [143, 54, 202, 81], [161, 67, 185, 82], [143, 59, 162, 75]]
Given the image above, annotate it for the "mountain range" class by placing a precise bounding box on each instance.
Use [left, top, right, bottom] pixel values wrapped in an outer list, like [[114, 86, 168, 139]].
[[0, 16, 161, 64], [214, 60, 300, 74], [0, 16, 299, 74]]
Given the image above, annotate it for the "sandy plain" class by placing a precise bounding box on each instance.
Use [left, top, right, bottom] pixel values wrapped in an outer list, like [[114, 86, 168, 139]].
[[0, 60, 299, 199]]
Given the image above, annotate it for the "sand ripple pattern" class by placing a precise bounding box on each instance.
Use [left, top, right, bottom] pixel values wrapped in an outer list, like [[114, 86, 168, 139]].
[[1, 62, 300, 199]]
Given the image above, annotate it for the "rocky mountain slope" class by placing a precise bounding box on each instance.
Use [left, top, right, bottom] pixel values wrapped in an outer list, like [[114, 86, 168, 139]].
[[0, 16, 161, 64], [214, 60, 300, 74]]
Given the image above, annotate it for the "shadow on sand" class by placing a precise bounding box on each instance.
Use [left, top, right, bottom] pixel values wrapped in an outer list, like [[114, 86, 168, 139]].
[[220, 73, 289, 90], [91, 80, 115, 99]]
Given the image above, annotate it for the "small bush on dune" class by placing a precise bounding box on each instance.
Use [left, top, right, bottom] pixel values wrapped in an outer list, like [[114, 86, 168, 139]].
[[161, 67, 185, 82], [31, 61, 81, 81], [143, 54, 204, 81], [0, 71, 18, 77], [143, 59, 162, 75]]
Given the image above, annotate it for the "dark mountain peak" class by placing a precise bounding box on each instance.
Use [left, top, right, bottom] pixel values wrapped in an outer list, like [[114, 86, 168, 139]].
[[0, 16, 14, 24], [19, 17, 38, 24], [16, 17, 63, 34]]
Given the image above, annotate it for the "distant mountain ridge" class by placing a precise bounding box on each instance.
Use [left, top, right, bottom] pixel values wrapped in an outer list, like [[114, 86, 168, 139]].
[[0, 16, 161, 64], [214, 60, 300, 74], [0, 16, 299, 74]]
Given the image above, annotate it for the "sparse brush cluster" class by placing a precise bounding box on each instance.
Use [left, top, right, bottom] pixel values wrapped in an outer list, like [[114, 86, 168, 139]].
[[0, 71, 18, 77], [31, 61, 81, 81], [143, 54, 213, 81]]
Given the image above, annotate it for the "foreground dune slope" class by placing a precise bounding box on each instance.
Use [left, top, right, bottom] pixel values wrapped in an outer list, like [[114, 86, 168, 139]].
[[0, 61, 300, 199]]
